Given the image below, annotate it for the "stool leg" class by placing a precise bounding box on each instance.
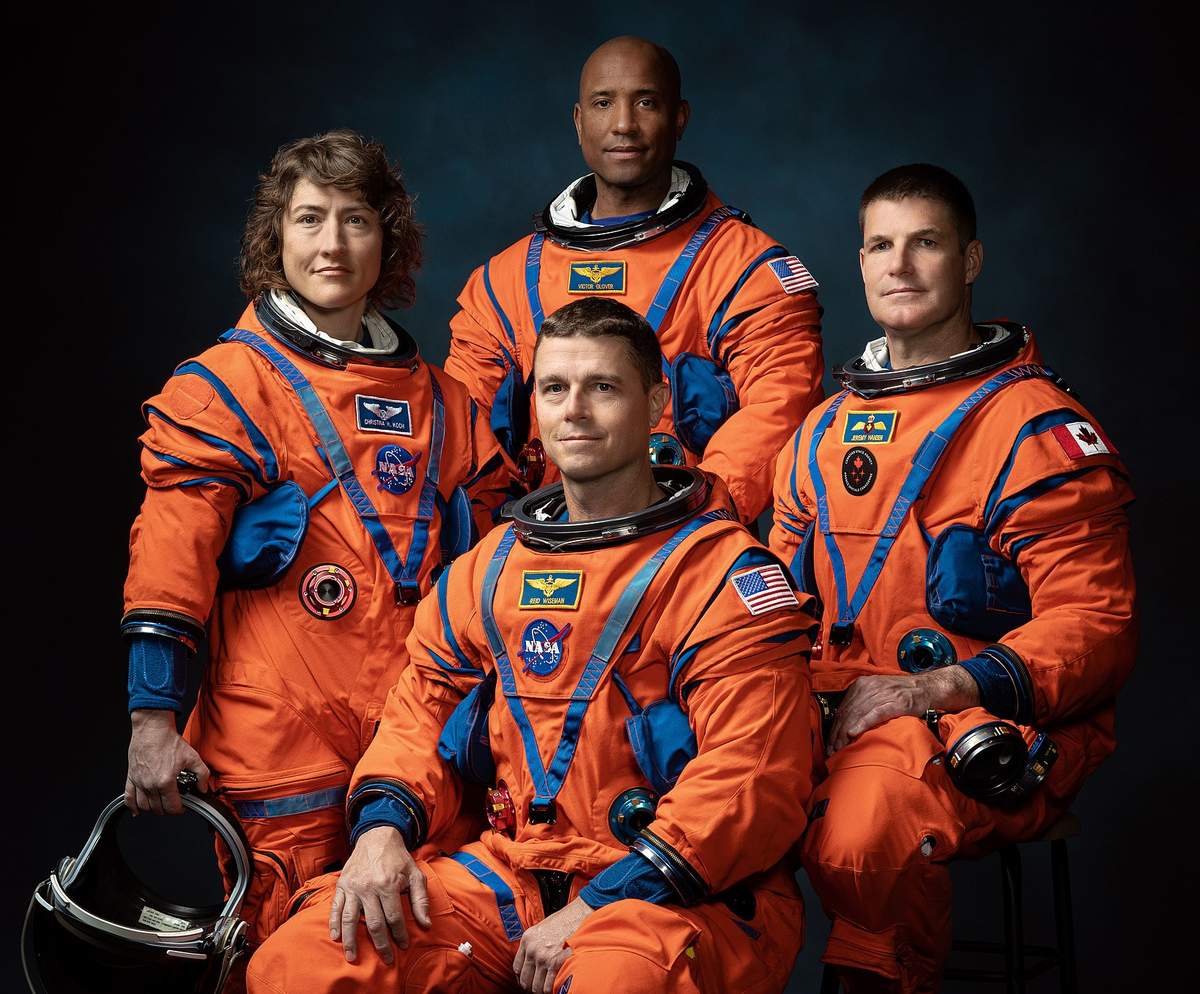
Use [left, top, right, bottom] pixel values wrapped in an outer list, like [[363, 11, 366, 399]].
[[1051, 838, 1078, 994], [820, 963, 840, 994], [1001, 845, 1026, 994]]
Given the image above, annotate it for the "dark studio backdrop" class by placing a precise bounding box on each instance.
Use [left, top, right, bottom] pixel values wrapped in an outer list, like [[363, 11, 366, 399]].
[[6, 2, 1193, 989]]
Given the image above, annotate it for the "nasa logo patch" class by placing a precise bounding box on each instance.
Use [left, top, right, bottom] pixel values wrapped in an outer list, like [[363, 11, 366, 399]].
[[372, 444, 422, 495], [556, 979, 573, 994], [842, 410, 898, 445], [519, 570, 583, 610], [519, 619, 572, 678], [568, 260, 627, 294], [841, 446, 877, 496], [356, 395, 412, 435]]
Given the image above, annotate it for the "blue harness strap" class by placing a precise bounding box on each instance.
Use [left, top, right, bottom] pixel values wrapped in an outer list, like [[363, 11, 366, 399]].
[[808, 364, 1054, 642], [219, 328, 445, 603], [448, 852, 524, 940], [478, 511, 730, 817], [523, 207, 746, 337]]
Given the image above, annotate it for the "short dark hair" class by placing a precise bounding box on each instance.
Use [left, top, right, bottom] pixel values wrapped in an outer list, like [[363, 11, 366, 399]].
[[240, 129, 423, 308], [535, 298, 663, 392], [859, 163, 977, 248]]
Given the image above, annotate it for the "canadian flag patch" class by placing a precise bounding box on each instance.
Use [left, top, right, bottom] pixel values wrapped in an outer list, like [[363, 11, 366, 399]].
[[1049, 421, 1114, 459]]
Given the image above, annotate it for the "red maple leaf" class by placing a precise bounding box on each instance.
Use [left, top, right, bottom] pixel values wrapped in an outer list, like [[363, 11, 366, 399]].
[[1075, 425, 1099, 446]]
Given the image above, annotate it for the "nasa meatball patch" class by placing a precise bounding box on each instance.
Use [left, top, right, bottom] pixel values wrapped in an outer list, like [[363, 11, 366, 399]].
[[1049, 421, 1114, 459], [519, 619, 572, 678], [372, 444, 421, 495], [356, 395, 412, 435], [841, 446, 877, 495]]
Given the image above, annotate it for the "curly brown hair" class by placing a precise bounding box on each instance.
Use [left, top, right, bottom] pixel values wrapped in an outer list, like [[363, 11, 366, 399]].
[[239, 129, 422, 308]]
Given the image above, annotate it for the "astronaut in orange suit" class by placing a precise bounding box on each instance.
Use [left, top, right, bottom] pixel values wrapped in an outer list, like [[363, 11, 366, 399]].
[[445, 35, 824, 522], [770, 164, 1136, 993], [121, 131, 511, 953], [247, 297, 817, 994]]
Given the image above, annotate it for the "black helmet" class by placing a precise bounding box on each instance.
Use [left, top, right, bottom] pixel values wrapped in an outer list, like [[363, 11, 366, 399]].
[[21, 782, 249, 993]]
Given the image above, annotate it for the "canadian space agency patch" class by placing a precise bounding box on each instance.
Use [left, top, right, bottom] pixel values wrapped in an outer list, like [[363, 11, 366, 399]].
[[356, 395, 412, 435], [841, 446, 877, 495], [568, 261, 627, 294]]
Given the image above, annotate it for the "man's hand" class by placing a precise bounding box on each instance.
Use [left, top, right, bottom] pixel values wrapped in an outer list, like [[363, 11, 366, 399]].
[[125, 709, 210, 815], [329, 826, 430, 966], [513, 896, 592, 993], [826, 666, 980, 755]]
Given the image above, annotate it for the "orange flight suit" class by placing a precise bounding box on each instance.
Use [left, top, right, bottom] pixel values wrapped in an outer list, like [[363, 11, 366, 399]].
[[769, 328, 1136, 992], [445, 169, 824, 521], [123, 304, 510, 947], [247, 476, 817, 993]]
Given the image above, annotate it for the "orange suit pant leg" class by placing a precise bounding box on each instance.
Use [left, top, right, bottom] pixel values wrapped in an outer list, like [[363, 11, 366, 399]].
[[804, 716, 1079, 994], [246, 846, 533, 994]]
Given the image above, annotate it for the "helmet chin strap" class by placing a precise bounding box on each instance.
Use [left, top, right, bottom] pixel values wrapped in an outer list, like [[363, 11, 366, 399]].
[[835, 322, 1029, 399], [512, 466, 714, 552], [254, 291, 418, 370]]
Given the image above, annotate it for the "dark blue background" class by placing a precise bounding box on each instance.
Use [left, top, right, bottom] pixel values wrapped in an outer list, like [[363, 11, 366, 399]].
[[8, 1, 1191, 989]]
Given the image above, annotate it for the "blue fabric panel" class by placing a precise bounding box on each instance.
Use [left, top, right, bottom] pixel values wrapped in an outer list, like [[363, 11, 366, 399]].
[[401, 371, 446, 594], [483, 259, 518, 348], [925, 524, 1032, 641], [449, 852, 524, 940], [959, 646, 1034, 724], [436, 567, 481, 673], [173, 361, 280, 482], [217, 479, 309, 588], [580, 852, 675, 908], [706, 245, 789, 357], [625, 698, 697, 793], [986, 468, 1104, 543], [437, 672, 497, 785], [668, 352, 739, 454], [127, 635, 188, 712], [578, 208, 657, 226], [233, 785, 348, 820], [350, 796, 417, 849]]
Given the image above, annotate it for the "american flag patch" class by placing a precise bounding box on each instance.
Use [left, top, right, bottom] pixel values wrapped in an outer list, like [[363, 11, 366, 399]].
[[730, 564, 799, 616], [767, 256, 819, 294]]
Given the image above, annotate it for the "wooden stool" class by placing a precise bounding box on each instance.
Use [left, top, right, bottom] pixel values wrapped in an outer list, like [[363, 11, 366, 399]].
[[819, 813, 1080, 994]]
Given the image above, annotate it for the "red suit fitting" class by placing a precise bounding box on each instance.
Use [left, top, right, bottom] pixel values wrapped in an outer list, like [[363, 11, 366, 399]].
[[247, 471, 818, 993], [445, 164, 824, 521], [769, 326, 1136, 992], [123, 303, 511, 947]]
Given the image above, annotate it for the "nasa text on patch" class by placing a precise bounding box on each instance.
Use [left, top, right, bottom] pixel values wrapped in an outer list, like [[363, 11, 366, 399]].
[[567, 261, 627, 294], [842, 410, 898, 445], [356, 395, 412, 435], [520, 570, 584, 610], [730, 564, 799, 616]]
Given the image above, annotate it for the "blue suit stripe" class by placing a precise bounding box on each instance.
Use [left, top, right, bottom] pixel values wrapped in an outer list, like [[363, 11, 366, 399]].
[[524, 234, 547, 334], [986, 467, 1105, 544], [144, 406, 268, 488], [706, 245, 790, 358], [173, 361, 280, 482], [482, 260, 518, 347], [448, 852, 524, 940], [646, 206, 746, 333], [232, 785, 347, 820], [982, 408, 1088, 530], [437, 566, 479, 672]]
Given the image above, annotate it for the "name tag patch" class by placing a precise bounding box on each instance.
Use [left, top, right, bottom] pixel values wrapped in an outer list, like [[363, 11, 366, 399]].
[[356, 395, 412, 435], [520, 570, 583, 610], [842, 411, 898, 445], [567, 261, 627, 294]]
